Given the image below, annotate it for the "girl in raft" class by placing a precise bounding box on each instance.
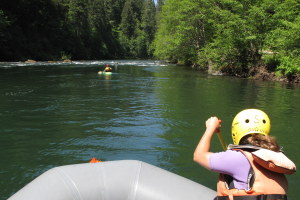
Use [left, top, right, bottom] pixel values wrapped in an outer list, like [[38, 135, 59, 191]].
[[194, 109, 296, 200]]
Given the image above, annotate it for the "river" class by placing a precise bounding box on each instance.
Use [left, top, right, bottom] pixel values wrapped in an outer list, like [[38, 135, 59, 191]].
[[0, 60, 299, 199]]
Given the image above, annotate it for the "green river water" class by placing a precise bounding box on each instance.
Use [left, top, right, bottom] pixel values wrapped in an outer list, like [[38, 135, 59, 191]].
[[0, 60, 299, 199]]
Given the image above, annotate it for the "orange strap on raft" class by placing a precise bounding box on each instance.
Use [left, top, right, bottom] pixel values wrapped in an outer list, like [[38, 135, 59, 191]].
[[89, 157, 102, 163]]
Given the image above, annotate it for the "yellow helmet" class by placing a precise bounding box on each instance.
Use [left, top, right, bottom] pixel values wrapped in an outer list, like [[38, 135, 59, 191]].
[[231, 109, 271, 145]]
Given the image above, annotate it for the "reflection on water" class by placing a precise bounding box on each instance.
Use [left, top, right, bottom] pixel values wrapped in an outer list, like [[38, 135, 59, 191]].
[[0, 60, 299, 200]]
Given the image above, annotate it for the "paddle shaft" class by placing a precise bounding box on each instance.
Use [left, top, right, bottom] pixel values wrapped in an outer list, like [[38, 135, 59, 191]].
[[216, 120, 227, 151]]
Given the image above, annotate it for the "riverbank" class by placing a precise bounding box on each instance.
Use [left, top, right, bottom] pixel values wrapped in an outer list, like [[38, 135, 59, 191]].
[[202, 64, 300, 84], [250, 66, 300, 84], [4, 59, 300, 84]]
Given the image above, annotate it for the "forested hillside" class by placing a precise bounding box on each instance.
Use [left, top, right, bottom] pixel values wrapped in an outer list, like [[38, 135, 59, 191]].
[[0, 0, 161, 61], [154, 0, 300, 80], [0, 0, 299, 80]]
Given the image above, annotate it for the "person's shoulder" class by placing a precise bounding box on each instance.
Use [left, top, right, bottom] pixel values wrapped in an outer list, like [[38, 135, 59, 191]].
[[211, 149, 245, 160], [209, 150, 249, 172], [225, 149, 246, 157]]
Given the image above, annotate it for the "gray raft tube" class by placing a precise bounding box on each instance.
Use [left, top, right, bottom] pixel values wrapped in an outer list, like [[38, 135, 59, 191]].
[[8, 160, 217, 200]]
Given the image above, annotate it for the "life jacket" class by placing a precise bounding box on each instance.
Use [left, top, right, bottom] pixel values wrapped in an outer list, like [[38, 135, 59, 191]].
[[216, 145, 296, 200], [105, 67, 111, 72]]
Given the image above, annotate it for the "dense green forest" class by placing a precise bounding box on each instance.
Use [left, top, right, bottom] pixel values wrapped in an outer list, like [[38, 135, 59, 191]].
[[0, 0, 299, 79], [0, 0, 162, 61], [154, 0, 300, 80]]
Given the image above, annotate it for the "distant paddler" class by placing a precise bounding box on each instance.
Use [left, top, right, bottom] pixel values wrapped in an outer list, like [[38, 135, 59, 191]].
[[98, 64, 113, 74]]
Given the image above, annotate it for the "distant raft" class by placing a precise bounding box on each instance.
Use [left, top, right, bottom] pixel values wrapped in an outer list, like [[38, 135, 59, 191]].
[[8, 160, 216, 200], [98, 71, 112, 75]]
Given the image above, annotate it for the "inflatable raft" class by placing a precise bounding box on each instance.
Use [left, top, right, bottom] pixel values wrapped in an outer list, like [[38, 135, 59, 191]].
[[98, 71, 112, 75], [8, 160, 216, 200]]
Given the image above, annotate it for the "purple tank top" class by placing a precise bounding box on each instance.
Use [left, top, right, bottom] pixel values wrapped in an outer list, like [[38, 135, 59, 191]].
[[209, 150, 251, 190]]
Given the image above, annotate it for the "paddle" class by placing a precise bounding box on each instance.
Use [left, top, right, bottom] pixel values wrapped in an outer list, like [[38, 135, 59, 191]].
[[216, 119, 227, 151]]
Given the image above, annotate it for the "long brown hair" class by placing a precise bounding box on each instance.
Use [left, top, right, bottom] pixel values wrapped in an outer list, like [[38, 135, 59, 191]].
[[239, 133, 281, 152]]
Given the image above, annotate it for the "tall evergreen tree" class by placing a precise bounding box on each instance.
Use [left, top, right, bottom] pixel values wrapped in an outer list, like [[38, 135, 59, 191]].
[[87, 0, 108, 58], [155, 0, 164, 24], [142, 0, 156, 42], [120, 0, 143, 38], [104, 0, 125, 28], [119, 0, 144, 57], [156, 0, 164, 12], [0, 9, 12, 59], [88, 0, 123, 58], [140, 0, 156, 57], [66, 0, 90, 59], [0, 0, 69, 61]]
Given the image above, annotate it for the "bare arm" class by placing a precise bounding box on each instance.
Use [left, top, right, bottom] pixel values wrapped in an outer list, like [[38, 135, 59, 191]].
[[193, 117, 220, 170]]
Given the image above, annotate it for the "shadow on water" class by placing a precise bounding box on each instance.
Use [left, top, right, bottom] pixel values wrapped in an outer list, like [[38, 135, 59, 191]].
[[0, 60, 299, 199]]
